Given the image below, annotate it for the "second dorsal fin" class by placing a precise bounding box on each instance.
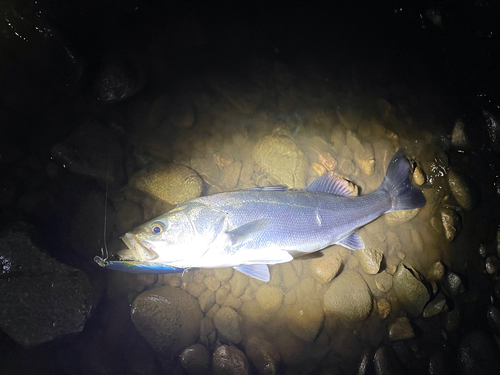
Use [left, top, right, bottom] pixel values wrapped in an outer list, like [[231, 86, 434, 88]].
[[305, 171, 358, 197]]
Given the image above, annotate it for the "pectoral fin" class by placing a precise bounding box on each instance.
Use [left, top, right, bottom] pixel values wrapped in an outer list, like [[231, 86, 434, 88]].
[[227, 219, 272, 246], [234, 264, 270, 281], [338, 232, 365, 250]]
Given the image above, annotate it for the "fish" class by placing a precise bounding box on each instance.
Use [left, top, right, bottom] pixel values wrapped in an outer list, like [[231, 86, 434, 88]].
[[94, 149, 426, 282]]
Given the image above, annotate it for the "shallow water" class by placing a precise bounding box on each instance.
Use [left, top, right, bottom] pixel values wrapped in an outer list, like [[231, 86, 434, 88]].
[[104, 87, 465, 373]]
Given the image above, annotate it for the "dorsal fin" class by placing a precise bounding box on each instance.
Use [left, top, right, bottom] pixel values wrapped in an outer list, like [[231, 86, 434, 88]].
[[305, 171, 358, 197]]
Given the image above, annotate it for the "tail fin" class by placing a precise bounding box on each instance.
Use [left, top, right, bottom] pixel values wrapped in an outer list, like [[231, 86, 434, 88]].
[[380, 149, 426, 212]]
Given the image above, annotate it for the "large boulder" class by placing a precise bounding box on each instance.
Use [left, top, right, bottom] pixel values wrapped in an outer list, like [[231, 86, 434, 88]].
[[0, 226, 95, 347], [131, 286, 203, 354]]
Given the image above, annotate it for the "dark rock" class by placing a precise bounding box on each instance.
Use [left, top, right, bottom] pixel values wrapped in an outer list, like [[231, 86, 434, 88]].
[[0, 227, 95, 347], [95, 57, 143, 103], [486, 305, 500, 336], [180, 344, 211, 375], [50, 122, 124, 186], [373, 345, 408, 375], [0, 176, 17, 207], [244, 336, 281, 375], [457, 329, 500, 375], [131, 286, 203, 355], [213, 345, 249, 375]]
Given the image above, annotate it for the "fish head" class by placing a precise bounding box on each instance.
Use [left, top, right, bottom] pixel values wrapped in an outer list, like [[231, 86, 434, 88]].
[[120, 201, 227, 264]]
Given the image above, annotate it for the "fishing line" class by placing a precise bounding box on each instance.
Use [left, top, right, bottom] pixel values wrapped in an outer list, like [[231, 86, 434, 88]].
[[101, 128, 111, 261]]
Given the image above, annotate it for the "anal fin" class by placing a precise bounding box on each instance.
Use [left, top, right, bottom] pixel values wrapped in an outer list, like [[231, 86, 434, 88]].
[[338, 232, 365, 250], [234, 264, 270, 282]]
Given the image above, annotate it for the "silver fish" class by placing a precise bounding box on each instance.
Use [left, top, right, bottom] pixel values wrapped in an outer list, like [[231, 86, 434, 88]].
[[95, 149, 425, 281]]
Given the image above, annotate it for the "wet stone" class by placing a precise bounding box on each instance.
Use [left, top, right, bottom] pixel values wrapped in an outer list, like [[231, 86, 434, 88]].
[[412, 164, 426, 185], [310, 254, 341, 283], [323, 270, 372, 322], [215, 285, 230, 305], [284, 290, 297, 305], [377, 298, 391, 319], [373, 345, 407, 375], [388, 317, 415, 341], [252, 135, 308, 188], [244, 337, 280, 375], [0, 228, 95, 347], [187, 281, 207, 297], [385, 208, 421, 227], [423, 292, 448, 318], [486, 305, 500, 336], [213, 307, 242, 344], [229, 270, 249, 298], [443, 271, 465, 296], [451, 119, 468, 148], [131, 286, 203, 354], [180, 344, 211, 375], [392, 264, 430, 317], [130, 163, 202, 205], [256, 285, 283, 312], [282, 263, 300, 287], [223, 293, 242, 310], [200, 317, 216, 348], [204, 276, 221, 292], [286, 301, 324, 342], [444, 308, 461, 332], [447, 170, 472, 210], [356, 248, 383, 275], [457, 329, 500, 375], [427, 261, 445, 281], [198, 290, 216, 313], [485, 256, 500, 275], [214, 268, 234, 282], [440, 208, 460, 242], [375, 271, 393, 293], [213, 345, 249, 375]]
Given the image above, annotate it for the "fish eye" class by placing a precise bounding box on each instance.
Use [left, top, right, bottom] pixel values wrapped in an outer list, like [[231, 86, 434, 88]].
[[150, 222, 165, 234]]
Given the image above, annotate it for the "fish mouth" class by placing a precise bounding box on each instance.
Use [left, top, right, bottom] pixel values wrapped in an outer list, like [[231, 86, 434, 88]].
[[121, 233, 159, 261]]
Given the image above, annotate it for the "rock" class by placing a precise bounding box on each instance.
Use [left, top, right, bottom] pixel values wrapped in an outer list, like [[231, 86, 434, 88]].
[[323, 270, 372, 322], [198, 290, 216, 313], [443, 271, 465, 296], [423, 292, 448, 318], [443, 307, 461, 332], [412, 164, 426, 185], [229, 271, 248, 298], [319, 152, 337, 171], [180, 344, 211, 375], [354, 142, 375, 176], [187, 281, 207, 298], [214, 268, 234, 282], [255, 285, 284, 312], [95, 57, 142, 103], [282, 263, 300, 288], [213, 345, 249, 375], [204, 276, 221, 292], [356, 248, 383, 275], [200, 317, 216, 348], [447, 170, 472, 210], [50, 122, 124, 185], [286, 301, 324, 342], [338, 158, 356, 176], [312, 162, 327, 176], [440, 208, 460, 242], [375, 271, 393, 293], [457, 330, 500, 375], [388, 317, 415, 341], [427, 261, 445, 281], [451, 119, 468, 148], [485, 256, 500, 275], [0, 227, 95, 347], [214, 153, 242, 190], [486, 305, 500, 336], [130, 163, 202, 205], [377, 298, 391, 319], [392, 264, 431, 317], [213, 307, 242, 344], [215, 285, 231, 305], [244, 337, 280, 375], [385, 208, 421, 226], [253, 135, 308, 188], [284, 290, 297, 305], [131, 286, 203, 354], [373, 345, 407, 375], [310, 254, 341, 283]]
